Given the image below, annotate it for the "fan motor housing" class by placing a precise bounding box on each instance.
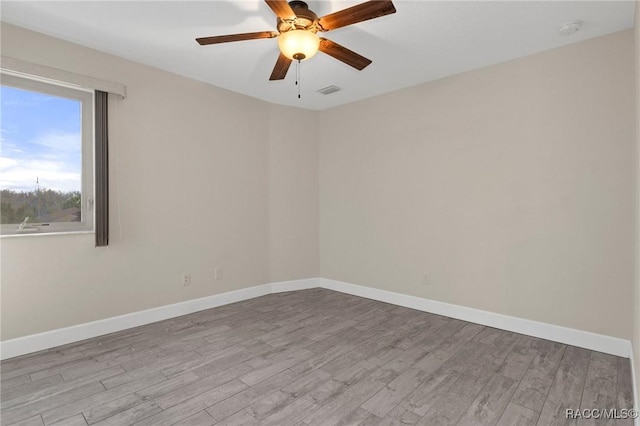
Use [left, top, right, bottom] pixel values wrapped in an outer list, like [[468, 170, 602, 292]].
[[277, 1, 318, 32]]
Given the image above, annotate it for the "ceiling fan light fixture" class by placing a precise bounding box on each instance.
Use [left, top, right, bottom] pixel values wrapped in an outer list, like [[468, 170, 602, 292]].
[[278, 29, 320, 61], [196, 0, 397, 81]]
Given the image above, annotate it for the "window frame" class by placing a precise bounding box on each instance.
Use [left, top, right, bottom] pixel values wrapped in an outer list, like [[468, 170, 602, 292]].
[[0, 73, 95, 236]]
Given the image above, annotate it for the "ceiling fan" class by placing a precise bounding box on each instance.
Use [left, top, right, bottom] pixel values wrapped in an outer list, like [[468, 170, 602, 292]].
[[196, 0, 396, 80]]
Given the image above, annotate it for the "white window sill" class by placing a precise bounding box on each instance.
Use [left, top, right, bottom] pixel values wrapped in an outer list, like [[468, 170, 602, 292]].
[[0, 230, 94, 238]]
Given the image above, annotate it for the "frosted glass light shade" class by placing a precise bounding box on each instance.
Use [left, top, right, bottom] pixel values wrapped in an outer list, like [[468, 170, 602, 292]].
[[278, 30, 320, 61]]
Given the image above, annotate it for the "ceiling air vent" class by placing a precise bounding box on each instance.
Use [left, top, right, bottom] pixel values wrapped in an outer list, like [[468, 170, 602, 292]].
[[317, 85, 341, 95], [558, 21, 581, 36]]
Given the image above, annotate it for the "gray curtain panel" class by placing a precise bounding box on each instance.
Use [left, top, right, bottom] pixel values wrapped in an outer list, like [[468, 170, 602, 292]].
[[95, 90, 109, 247]]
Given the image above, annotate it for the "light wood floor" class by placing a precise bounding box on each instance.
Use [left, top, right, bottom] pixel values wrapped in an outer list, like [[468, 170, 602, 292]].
[[0, 288, 635, 426]]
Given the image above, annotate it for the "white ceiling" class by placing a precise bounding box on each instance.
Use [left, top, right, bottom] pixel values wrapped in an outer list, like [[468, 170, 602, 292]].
[[1, 1, 635, 110]]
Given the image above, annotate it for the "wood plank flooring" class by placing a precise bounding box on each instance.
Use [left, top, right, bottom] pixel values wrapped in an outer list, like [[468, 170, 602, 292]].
[[0, 288, 635, 426]]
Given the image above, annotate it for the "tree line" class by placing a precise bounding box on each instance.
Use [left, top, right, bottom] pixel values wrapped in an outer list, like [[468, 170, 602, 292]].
[[1, 189, 81, 224]]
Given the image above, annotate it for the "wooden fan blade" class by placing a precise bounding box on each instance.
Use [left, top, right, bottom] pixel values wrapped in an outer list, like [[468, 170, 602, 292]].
[[196, 31, 277, 45], [269, 53, 293, 80], [318, 0, 396, 32], [319, 38, 372, 70], [264, 0, 297, 20]]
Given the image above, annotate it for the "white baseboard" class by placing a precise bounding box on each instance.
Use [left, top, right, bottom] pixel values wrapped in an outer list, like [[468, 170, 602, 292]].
[[1, 277, 633, 364], [271, 277, 320, 293], [0, 279, 323, 360], [0, 283, 276, 360], [318, 278, 632, 358]]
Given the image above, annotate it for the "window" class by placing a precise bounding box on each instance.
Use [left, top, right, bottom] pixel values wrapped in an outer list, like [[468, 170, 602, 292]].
[[0, 74, 94, 235]]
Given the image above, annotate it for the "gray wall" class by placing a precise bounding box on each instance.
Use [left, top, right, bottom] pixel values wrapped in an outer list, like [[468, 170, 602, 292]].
[[0, 23, 319, 339], [319, 30, 635, 340]]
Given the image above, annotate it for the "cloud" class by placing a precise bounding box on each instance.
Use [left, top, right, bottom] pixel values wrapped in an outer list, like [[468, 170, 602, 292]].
[[0, 159, 81, 192], [35, 131, 81, 154], [0, 157, 19, 170], [1, 131, 82, 193], [1, 94, 54, 108]]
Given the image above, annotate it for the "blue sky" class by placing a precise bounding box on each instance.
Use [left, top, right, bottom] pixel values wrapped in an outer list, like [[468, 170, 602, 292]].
[[0, 84, 82, 192]]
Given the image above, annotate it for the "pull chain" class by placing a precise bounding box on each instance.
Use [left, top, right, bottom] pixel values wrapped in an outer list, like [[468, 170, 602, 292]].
[[295, 59, 301, 99]]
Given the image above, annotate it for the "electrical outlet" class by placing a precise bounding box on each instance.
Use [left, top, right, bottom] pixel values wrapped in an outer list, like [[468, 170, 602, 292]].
[[422, 273, 430, 286], [214, 267, 223, 280], [182, 272, 191, 287]]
